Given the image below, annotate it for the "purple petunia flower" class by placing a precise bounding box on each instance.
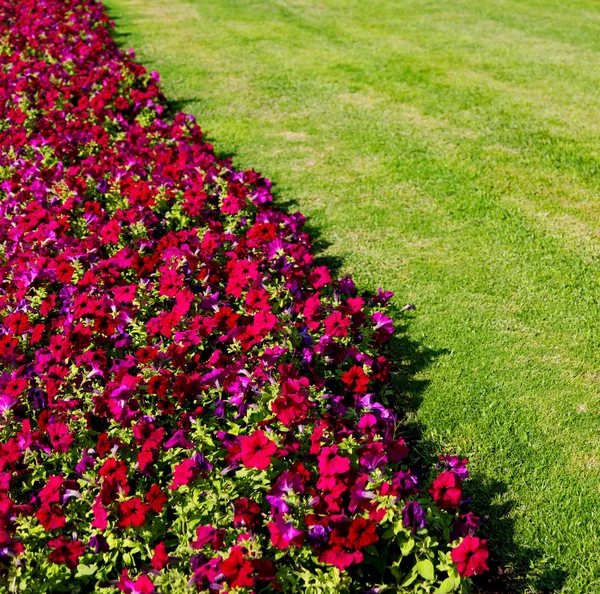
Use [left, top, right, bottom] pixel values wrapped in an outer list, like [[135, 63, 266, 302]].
[[402, 501, 427, 533]]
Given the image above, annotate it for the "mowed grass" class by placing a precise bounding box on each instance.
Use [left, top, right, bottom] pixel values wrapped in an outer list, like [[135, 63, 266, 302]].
[[103, 0, 600, 591]]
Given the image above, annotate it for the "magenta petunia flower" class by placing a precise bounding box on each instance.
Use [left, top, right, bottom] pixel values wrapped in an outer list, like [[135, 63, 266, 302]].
[[451, 535, 489, 577], [117, 570, 155, 594], [169, 458, 200, 490], [429, 471, 463, 510], [268, 515, 304, 549], [318, 446, 351, 477], [190, 525, 225, 551]]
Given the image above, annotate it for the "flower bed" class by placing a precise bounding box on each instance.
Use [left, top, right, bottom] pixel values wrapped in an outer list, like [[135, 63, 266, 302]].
[[0, 0, 488, 591]]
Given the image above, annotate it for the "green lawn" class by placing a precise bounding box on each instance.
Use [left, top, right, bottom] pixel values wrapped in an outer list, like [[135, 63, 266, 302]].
[[102, 0, 600, 591]]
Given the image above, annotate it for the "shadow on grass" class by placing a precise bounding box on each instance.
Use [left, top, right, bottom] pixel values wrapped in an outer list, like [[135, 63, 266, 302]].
[[386, 324, 567, 593], [106, 11, 131, 45], [165, 98, 206, 119], [373, 316, 564, 592], [470, 474, 567, 593]]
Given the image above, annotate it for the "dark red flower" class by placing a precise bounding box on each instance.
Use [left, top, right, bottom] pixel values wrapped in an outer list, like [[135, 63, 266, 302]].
[[233, 498, 262, 529], [118, 497, 149, 528], [36, 504, 66, 531], [146, 484, 167, 513], [47, 536, 86, 570], [250, 558, 277, 582]]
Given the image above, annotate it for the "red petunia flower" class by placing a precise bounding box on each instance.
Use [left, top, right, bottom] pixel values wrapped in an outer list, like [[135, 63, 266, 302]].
[[118, 497, 149, 528], [47, 536, 86, 570], [54, 260, 74, 283], [451, 535, 489, 577], [36, 504, 66, 531], [4, 312, 31, 335], [240, 430, 277, 471], [323, 311, 351, 338], [146, 484, 167, 513], [221, 546, 254, 589], [233, 498, 262, 529], [341, 365, 370, 394], [428, 471, 462, 510], [346, 517, 379, 550], [151, 542, 169, 570]]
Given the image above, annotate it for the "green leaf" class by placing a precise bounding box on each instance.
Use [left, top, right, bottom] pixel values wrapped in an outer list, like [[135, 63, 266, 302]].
[[435, 577, 460, 593], [416, 559, 435, 582], [400, 537, 415, 556], [398, 568, 418, 588], [76, 564, 98, 578]]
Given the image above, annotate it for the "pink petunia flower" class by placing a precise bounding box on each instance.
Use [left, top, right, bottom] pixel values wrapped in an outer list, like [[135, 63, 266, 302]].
[[240, 430, 277, 471], [451, 536, 489, 577]]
